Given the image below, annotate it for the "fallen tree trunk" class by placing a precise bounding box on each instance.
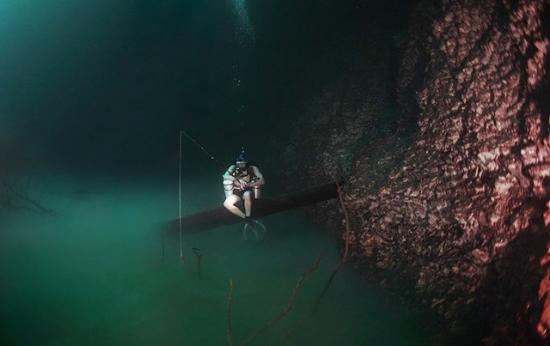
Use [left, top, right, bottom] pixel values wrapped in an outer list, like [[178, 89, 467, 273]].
[[164, 182, 340, 234]]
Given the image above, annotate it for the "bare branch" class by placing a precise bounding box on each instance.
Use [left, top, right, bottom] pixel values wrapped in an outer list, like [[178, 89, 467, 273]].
[[240, 256, 321, 346]]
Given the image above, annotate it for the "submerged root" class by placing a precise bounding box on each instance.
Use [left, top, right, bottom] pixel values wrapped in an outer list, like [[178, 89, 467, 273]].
[[311, 181, 353, 314], [192, 247, 202, 277], [335, 180, 352, 263], [225, 256, 321, 345], [240, 255, 321, 346], [311, 261, 344, 313], [0, 179, 53, 214], [227, 279, 235, 346]]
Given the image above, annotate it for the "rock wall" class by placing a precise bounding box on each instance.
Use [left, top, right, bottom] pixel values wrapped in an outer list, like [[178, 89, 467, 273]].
[[280, 0, 550, 343]]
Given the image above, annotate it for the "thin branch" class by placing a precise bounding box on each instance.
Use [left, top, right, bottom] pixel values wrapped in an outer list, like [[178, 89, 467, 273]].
[[192, 247, 202, 277], [335, 181, 352, 262], [161, 233, 165, 262], [311, 261, 344, 314], [310, 181, 353, 314], [227, 279, 235, 346], [0, 179, 53, 214], [240, 256, 321, 346]]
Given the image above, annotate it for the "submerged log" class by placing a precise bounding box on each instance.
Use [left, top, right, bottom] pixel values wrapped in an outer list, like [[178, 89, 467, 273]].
[[165, 182, 339, 234]]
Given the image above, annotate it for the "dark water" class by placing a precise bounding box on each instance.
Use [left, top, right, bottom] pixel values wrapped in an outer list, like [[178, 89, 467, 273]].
[[0, 174, 437, 345]]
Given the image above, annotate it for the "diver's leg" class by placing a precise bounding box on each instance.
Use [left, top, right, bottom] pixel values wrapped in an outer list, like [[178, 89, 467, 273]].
[[224, 195, 246, 218], [253, 187, 261, 199], [243, 190, 253, 217]]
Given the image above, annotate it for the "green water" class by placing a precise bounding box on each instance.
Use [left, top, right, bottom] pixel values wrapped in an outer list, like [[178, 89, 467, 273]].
[[0, 176, 436, 345]]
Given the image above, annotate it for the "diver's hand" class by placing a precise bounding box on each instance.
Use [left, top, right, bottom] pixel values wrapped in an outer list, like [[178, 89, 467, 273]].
[[247, 179, 263, 188]]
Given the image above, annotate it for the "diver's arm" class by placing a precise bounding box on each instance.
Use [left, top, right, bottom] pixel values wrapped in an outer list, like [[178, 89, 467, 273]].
[[223, 165, 237, 193], [223, 165, 237, 181], [250, 166, 265, 187]]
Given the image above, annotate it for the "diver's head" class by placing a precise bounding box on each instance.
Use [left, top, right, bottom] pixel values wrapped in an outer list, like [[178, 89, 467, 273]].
[[235, 147, 247, 169]]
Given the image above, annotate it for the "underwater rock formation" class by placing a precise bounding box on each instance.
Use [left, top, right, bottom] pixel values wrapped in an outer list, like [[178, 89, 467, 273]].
[[385, 0, 549, 342], [279, 0, 549, 343]]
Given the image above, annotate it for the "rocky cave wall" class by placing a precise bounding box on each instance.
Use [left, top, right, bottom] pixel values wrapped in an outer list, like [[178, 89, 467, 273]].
[[279, 0, 550, 343]]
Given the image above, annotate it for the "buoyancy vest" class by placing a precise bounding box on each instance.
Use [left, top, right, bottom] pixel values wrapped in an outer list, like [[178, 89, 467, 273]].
[[232, 164, 257, 180]]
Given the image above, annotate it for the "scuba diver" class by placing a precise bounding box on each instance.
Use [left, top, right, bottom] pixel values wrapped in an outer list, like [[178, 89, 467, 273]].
[[223, 148, 267, 239]]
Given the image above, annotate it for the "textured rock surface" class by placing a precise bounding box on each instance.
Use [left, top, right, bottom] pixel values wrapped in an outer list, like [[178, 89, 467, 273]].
[[279, 0, 550, 343]]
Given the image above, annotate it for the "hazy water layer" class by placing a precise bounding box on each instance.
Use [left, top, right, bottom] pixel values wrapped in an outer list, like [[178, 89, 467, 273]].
[[0, 176, 437, 345]]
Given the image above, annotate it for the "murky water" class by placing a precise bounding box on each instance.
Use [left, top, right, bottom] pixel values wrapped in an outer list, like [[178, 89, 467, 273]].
[[0, 175, 437, 345]]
